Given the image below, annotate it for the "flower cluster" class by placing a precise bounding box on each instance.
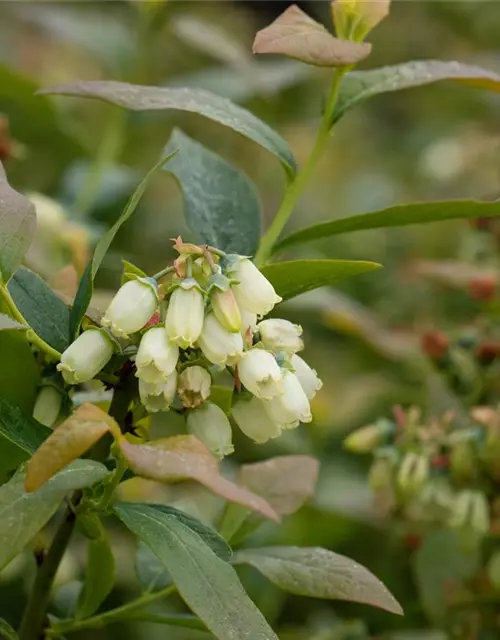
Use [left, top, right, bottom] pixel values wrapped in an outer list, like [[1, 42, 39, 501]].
[[55, 243, 322, 457]]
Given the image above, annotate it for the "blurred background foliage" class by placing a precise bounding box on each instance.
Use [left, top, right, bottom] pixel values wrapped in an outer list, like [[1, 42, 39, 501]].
[[2, 1, 500, 639]]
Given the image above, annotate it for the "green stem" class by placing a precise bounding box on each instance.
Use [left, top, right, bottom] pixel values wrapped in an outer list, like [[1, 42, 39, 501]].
[[254, 68, 346, 267], [19, 500, 79, 640], [48, 584, 177, 636], [0, 284, 61, 361], [152, 265, 175, 281], [95, 448, 127, 511]]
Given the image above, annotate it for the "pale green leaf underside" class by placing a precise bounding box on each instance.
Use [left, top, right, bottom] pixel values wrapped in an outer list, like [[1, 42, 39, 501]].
[[232, 546, 403, 615], [274, 200, 500, 253], [261, 259, 381, 300], [40, 81, 296, 176], [0, 313, 26, 331], [0, 460, 109, 571]]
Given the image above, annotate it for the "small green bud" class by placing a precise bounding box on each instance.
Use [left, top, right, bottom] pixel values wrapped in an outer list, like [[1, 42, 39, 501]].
[[397, 452, 429, 496], [368, 455, 394, 492], [33, 385, 63, 428], [344, 419, 394, 454]]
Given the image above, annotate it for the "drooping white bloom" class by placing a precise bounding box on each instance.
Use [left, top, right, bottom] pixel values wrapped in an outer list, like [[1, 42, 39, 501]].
[[57, 328, 114, 385], [238, 348, 283, 400], [290, 354, 323, 400], [198, 313, 243, 366], [101, 278, 158, 338], [232, 396, 282, 443], [263, 370, 312, 428], [231, 258, 282, 316], [139, 371, 177, 413], [211, 288, 241, 333], [449, 489, 490, 535], [187, 403, 234, 459], [178, 365, 211, 408], [165, 280, 205, 348], [240, 308, 258, 339], [135, 327, 179, 385], [33, 385, 62, 427], [258, 318, 303, 355]]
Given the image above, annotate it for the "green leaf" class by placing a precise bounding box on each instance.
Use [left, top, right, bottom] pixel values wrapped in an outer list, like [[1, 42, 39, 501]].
[[40, 81, 297, 176], [0, 460, 109, 571], [164, 129, 261, 256], [261, 259, 381, 301], [114, 502, 278, 640], [413, 530, 480, 624], [0, 399, 51, 457], [69, 152, 176, 337], [115, 612, 206, 629], [334, 60, 500, 124], [0, 162, 36, 283], [0, 313, 26, 331], [0, 332, 40, 412], [0, 618, 18, 640], [274, 200, 500, 253], [135, 540, 171, 591], [121, 259, 147, 285], [253, 5, 371, 67], [8, 266, 70, 352], [232, 547, 403, 615], [76, 517, 115, 619]]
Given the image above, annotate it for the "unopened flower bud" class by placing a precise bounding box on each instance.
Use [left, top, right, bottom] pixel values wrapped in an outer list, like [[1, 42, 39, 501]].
[[135, 327, 179, 385], [102, 278, 159, 338], [344, 419, 394, 454], [57, 328, 114, 385], [187, 403, 234, 459], [165, 280, 205, 348], [33, 385, 63, 428], [211, 288, 241, 333], [257, 318, 303, 355], [238, 349, 283, 400], [449, 490, 490, 536], [232, 396, 282, 443], [397, 452, 429, 495], [368, 455, 394, 492], [263, 370, 312, 428], [290, 354, 322, 400], [230, 257, 281, 316], [178, 366, 211, 408], [139, 371, 177, 413], [197, 312, 243, 366]]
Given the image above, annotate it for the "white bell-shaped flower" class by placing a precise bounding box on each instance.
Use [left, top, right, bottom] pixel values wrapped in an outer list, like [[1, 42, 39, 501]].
[[240, 308, 258, 339], [139, 371, 177, 413], [263, 370, 312, 428], [187, 403, 234, 459], [198, 313, 243, 366], [33, 385, 62, 428], [238, 348, 283, 400], [211, 288, 241, 333], [165, 280, 205, 348], [258, 318, 303, 355], [178, 365, 211, 408], [230, 258, 282, 316], [101, 278, 158, 338], [57, 328, 114, 385], [135, 326, 179, 385], [232, 396, 282, 443], [290, 354, 323, 400]]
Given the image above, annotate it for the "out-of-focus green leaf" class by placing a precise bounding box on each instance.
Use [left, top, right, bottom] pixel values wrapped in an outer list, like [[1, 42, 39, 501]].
[[0, 332, 40, 412], [114, 502, 278, 640], [8, 266, 70, 352], [232, 546, 403, 615], [41, 81, 297, 176], [275, 200, 500, 253], [0, 399, 51, 457], [0, 617, 18, 640], [413, 530, 480, 624], [253, 5, 371, 67], [261, 259, 381, 301], [0, 460, 109, 571], [0, 163, 36, 283], [334, 60, 500, 123], [69, 152, 175, 337], [164, 128, 261, 255], [76, 517, 115, 619]]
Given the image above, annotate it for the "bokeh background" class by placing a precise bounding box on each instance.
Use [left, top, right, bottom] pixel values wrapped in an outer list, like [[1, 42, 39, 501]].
[[2, 1, 500, 638]]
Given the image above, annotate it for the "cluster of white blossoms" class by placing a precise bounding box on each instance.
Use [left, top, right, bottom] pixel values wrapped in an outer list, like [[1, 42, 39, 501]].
[[56, 243, 322, 458]]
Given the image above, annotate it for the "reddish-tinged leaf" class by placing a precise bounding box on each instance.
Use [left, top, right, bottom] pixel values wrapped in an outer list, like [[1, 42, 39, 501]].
[[253, 5, 371, 67], [238, 455, 319, 515], [119, 435, 279, 521], [25, 403, 120, 492]]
